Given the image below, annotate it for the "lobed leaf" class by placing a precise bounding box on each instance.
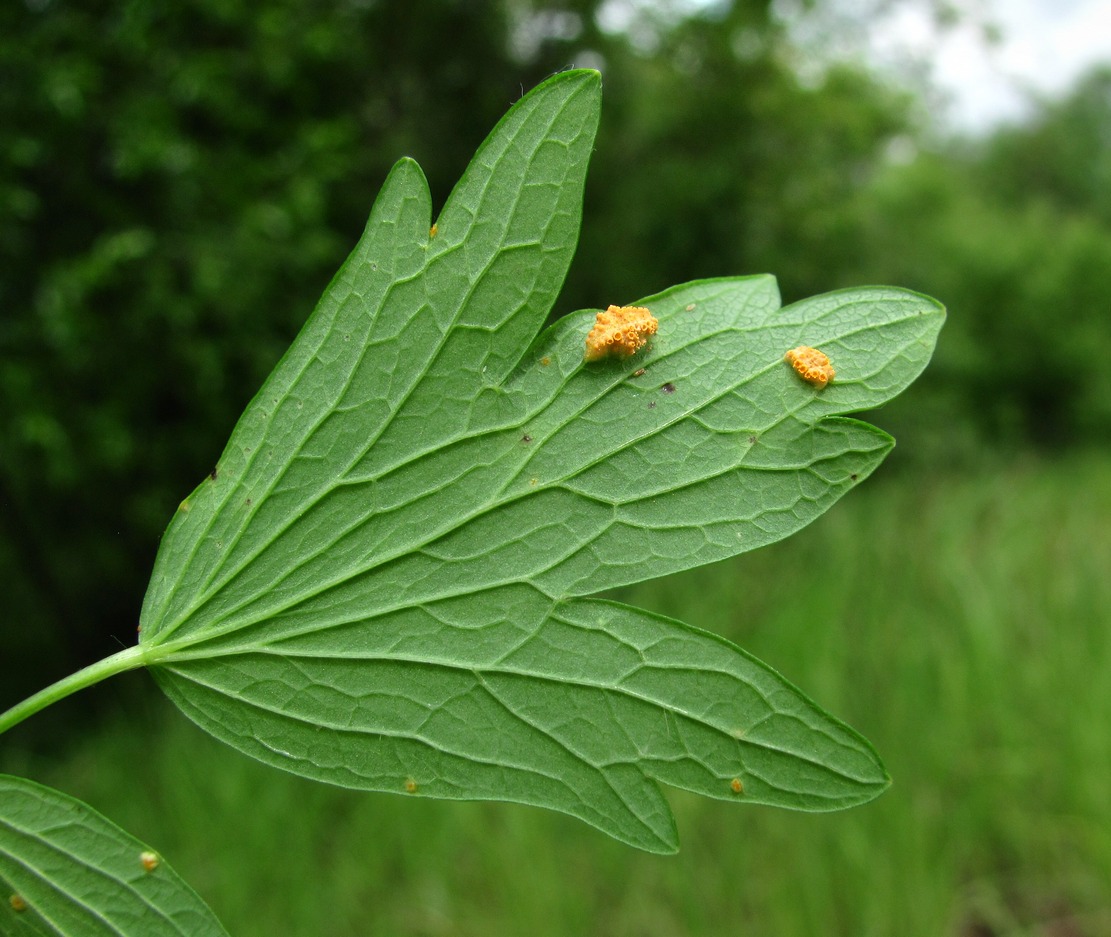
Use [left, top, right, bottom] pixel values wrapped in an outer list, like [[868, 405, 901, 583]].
[[0, 775, 228, 937], [137, 69, 944, 852]]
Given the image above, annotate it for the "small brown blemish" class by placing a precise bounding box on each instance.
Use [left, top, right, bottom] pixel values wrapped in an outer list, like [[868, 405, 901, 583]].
[[521, 433, 533, 444], [584, 305, 658, 361], [647, 400, 657, 409], [540, 355, 552, 367], [404, 778, 418, 794], [661, 382, 676, 394], [209, 468, 218, 481], [632, 367, 646, 377], [685, 303, 696, 312], [10, 894, 27, 912], [850, 473, 858, 481], [140, 851, 160, 872], [747, 435, 758, 445], [429, 223, 438, 239], [730, 778, 744, 795], [245, 497, 253, 506], [784, 345, 835, 389], [529, 477, 539, 487]]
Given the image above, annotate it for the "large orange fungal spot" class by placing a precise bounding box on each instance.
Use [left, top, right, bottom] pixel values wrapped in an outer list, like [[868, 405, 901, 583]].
[[784, 345, 835, 388], [584, 305, 658, 361]]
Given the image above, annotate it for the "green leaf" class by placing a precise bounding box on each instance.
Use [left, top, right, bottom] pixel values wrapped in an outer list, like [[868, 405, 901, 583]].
[[0, 775, 228, 936], [137, 69, 944, 852]]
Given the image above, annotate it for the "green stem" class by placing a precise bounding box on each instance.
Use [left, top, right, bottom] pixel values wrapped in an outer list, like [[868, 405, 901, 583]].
[[0, 646, 149, 737]]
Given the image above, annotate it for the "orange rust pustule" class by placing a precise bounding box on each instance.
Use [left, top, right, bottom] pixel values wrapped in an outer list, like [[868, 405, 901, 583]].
[[784, 345, 835, 388], [584, 305, 658, 361]]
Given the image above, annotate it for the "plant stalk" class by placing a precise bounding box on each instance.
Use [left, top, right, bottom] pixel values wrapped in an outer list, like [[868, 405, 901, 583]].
[[0, 646, 149, 737]]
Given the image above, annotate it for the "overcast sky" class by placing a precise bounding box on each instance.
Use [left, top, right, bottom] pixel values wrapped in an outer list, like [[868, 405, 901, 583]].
[[865, 0, 1111, 130]]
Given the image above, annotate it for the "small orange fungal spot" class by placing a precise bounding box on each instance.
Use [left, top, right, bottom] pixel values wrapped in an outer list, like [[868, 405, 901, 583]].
[[584, 305, 658, 361], [10, 894, 27, 912], [540, 355, 552, 367], [784, 345, 835, 388], [730, 778, 744, 795], [140, 851, 160, 872], [429, 223, 438, 238], [404, 778, 418, 794]]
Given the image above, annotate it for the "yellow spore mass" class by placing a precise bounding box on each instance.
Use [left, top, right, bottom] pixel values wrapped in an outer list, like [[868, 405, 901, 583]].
[[584, 305, 658, 361], [784, 345, 835, 388]]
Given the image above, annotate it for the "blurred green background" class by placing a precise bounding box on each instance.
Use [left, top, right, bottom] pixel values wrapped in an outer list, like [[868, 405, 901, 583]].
[[2, 1, 1109, 934]]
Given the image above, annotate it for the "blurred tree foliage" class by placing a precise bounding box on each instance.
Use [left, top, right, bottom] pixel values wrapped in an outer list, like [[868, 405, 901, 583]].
[[838, 67, 1111, 451], [1, 0, 1108, 704]]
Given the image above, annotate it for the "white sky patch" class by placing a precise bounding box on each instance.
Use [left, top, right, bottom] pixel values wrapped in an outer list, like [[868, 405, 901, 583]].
[[855, 0, 1111, 130], [596, 0, 1111, 130]]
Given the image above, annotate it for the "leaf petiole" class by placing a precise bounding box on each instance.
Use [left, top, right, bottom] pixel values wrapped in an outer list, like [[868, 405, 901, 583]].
[[0, 644, 148, 737]]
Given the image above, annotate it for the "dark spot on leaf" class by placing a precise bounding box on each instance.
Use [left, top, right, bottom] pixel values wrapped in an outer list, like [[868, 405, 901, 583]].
[[10, 894, 27, 912], [748, 435, 758, 445], [850, 473, 858, 481], [209, 468, 218, 481], [521, 433, 533, 444], [648, 400, 657, 409], [245, 498, 253, 507], [661, 382, 676, 394], [632, 367, 646, 377]]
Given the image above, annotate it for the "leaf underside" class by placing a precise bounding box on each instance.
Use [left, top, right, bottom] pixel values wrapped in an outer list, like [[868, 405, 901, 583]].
[[137, 70, 944, 853], [0, 775, 228, 937]]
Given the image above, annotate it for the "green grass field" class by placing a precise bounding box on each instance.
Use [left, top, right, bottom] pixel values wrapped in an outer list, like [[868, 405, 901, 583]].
[[5, 456, 1111, 936]]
